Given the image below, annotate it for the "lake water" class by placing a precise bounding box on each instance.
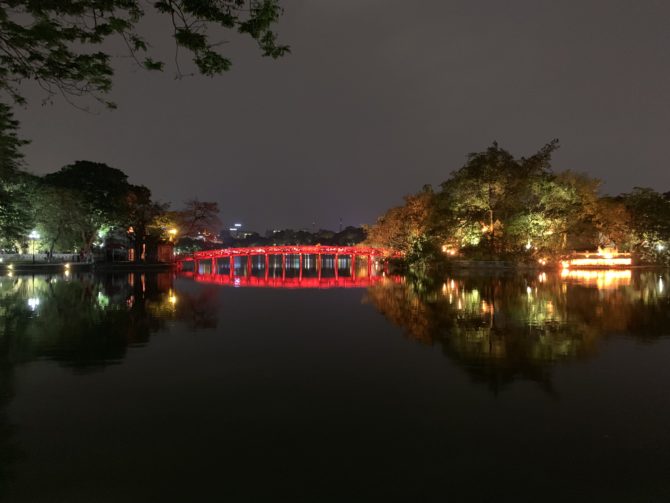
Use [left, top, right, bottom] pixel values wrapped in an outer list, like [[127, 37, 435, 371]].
[[0, 269, 669, 502]]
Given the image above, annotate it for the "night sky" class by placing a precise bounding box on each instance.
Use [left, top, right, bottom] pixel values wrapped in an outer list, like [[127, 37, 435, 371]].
[[14, 0, 670, 232]]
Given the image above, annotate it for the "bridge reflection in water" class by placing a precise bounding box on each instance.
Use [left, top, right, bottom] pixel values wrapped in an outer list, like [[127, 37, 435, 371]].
[[176, 246, 398, 288]]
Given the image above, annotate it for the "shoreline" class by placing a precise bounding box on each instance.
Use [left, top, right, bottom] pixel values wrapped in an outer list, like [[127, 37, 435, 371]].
[[1, 262, 174, 274]]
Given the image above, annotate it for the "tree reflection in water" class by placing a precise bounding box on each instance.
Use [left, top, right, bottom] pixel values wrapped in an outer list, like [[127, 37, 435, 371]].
[[0, 272, 219, 492], [365, 270, 670, 395]]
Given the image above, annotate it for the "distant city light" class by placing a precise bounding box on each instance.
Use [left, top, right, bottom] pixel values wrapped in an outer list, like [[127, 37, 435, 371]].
[[234, 223, 242, 227]]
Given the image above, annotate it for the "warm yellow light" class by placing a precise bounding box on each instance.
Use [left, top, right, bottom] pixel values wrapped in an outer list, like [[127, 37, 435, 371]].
[[569, 257, 631, 267], [64, 263, 70, 269], [442, 245, 457, 256], [168, 228, 177, 236], [564, 248, 631, 268], [561, 269, 632, 289]]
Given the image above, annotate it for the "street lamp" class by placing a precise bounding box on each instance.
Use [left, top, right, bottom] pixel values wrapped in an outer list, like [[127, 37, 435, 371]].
[[28, 230, 40, 264]]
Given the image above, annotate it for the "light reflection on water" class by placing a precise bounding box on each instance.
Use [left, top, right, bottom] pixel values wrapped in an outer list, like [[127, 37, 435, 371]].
[[365, 269, 670, 392], [0, 269, 669, 501], [1, 269, 668, 375]]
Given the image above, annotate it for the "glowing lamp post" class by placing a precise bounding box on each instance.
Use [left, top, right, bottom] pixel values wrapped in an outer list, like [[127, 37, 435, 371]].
[[28, 230, 40, 264]]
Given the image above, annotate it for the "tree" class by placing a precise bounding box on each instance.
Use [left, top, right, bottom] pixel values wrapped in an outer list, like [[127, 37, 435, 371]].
[[433, 141, 567, 258], [0, 0, 288, 108], [43, 161, 131, 256], [32, 184, 81, 257], [366, 185, 434, 257], [621, 188, 670, 263], [0, 103, 32, 250], [172, 199, 221, 239], [124, 184, 169, 262]]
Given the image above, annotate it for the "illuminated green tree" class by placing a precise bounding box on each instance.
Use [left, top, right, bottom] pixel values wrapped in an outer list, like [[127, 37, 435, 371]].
[[43, 161, 132, 256], [32, 184, 82, 256], [0, 103, 33, 250], [621, 188, 670, 263], [434, 141, 561, 257]]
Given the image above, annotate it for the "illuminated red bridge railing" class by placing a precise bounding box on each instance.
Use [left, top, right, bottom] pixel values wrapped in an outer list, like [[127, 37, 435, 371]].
[[175, 245, 401, 286]]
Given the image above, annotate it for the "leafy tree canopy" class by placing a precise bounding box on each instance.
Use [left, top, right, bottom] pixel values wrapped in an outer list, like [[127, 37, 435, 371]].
[[43, 160, 132, 254], [0, 103, 33, 248], [0, 0, 289, 107]]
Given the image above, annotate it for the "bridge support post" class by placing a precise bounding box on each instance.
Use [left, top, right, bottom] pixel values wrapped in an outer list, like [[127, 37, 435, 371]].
[[193, 260, 199, 274], [367, 255, 372, 277], [247, 255, 252, 277], [211, 258, 216, 275], [265, 254, 269, 280], [229, 256, 235, 278], [282, 254, 286, 281], [299, 254, 303, 281], [350, 255, 356, 278], [334, 254, 339, 280]]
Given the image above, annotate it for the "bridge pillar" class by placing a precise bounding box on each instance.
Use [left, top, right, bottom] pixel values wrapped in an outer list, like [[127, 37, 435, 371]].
[[265, 254, 269, 280], [247, 255, 252, 277], [193, 260, 199, 274], [211, 258, 216, 275], [334, 254, 339, 279], [229, 256, 234, 278], [282, 254, 286, 280], [367, 255, 372, 277], [299, 254, 303, 281], [350, 254, 356, 278]]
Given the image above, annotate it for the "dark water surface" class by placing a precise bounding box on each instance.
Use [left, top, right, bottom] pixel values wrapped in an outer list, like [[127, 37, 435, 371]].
[[0, 270, 669, 502]]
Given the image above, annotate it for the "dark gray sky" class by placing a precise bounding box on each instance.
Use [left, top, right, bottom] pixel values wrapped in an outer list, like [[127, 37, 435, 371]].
[[14, 0, 670, 232]]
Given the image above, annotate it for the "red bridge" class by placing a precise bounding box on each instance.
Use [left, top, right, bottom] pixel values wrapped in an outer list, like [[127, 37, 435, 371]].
[[181, 272, 403, 289], [175, 245, 400, 284]]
